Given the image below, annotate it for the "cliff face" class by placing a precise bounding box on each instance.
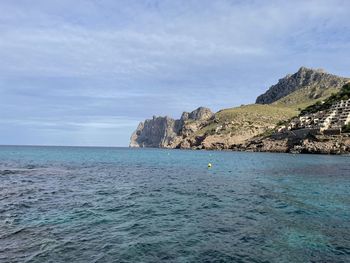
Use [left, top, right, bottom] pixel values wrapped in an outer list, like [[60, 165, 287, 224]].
[[129, 107, 213, 148], [129, 116, 181, 148], [256, 67, 349, 104]]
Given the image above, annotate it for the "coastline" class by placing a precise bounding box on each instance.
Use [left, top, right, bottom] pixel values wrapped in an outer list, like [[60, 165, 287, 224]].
[[130, 133, 350, 155]]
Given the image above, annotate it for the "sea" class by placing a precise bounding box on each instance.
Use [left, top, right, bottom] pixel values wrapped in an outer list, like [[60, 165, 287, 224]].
[[0, 146, 350, 263]]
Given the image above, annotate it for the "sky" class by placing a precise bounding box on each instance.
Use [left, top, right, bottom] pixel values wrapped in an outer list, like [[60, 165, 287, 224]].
[[0, 0, 350, 146]]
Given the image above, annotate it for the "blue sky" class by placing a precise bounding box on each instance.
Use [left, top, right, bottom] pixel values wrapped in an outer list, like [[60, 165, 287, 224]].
[[0, 0, 350, 146]]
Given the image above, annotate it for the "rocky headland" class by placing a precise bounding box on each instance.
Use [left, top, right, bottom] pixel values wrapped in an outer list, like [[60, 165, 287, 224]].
[[130, 107, 214, 148], [130, 67, 350, 154]]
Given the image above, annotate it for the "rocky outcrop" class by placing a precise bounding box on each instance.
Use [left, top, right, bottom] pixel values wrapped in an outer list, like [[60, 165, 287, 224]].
[[129, 107, 213, 148], [256, 67, 349, 104], [129, 116, 181, 148], [180, 107, 214, 122]]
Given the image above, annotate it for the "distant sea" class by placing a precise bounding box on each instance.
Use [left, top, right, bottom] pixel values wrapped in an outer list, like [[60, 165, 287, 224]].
[[1, 146, 350, 262]]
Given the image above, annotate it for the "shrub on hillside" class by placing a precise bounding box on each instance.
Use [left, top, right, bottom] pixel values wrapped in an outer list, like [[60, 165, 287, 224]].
[[300, 83, 350, 115], [342, 123, 350, 133]]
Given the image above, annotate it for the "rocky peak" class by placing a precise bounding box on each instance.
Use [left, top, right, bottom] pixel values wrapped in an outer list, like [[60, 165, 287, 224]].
[[180, 112, 190, 121], [189, 107, 214, 121], [181, 107, 213, 121], [298, 66, 325, 74], [256, 67, 349, 104]]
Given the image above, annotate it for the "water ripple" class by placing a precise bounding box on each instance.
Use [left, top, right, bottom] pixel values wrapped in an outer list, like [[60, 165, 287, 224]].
[[0, 146, 350, 262]]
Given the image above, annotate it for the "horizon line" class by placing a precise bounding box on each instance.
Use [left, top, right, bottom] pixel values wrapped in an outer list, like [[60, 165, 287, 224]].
[[0, 144, 129, 148]]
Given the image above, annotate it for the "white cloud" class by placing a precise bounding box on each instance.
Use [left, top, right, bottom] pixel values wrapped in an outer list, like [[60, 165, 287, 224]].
[[0, 116, 139, 128], [1, 0, 349, 79]]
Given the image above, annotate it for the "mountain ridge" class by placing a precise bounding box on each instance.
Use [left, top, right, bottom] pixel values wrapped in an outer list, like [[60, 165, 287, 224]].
[[256, 67, 349, 104]]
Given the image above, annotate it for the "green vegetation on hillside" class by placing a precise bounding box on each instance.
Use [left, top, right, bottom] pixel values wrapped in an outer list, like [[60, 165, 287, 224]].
[[215, 104, 297, 124], [273, 86, 339, 110], [300, 83, 350, 115], [342, 123, 350, 133], [195, 104, 297, 136]]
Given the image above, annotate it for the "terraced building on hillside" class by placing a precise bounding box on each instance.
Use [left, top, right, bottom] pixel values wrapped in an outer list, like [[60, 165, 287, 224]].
[[285, 99, 350, 133], [321, 99, 350, 131]]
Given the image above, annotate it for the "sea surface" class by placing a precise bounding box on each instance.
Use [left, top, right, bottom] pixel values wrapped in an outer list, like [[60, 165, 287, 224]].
[[0, 146, 350, 263]]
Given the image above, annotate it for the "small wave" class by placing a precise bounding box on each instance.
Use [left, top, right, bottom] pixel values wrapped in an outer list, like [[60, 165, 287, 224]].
[[334, 246, 350, 256], [0, 227, 27, 239], [24, 164, 38, 170], [0, 168, 40, 175], [0, 169, 20, 175]]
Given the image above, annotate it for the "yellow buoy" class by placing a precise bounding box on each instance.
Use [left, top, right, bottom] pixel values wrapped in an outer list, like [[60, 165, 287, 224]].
[[208, 163, 212, 168]]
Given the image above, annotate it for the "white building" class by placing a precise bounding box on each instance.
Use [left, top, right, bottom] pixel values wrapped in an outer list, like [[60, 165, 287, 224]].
[[319, 99, 350, 131]]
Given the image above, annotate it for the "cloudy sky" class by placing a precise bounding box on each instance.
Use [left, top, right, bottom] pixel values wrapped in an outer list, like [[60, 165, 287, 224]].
[[0, 0, 350, 146]]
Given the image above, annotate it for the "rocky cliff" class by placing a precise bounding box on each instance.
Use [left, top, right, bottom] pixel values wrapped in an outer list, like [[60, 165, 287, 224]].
[[129, 116, 181, 148], [256, 67, 349, 104], [129, 107, 213, 148]]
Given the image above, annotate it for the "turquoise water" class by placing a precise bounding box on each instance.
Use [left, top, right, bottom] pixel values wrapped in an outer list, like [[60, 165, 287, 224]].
[[1, 146, 350, 263]]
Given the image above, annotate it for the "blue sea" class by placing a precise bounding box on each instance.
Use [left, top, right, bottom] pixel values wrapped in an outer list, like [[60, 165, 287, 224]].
[[0, 146, 350, 263]]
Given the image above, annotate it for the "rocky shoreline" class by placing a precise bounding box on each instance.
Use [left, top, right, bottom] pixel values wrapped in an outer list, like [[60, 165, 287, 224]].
[[234, 133, 350, 155], [163, 132, 350, 155]]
